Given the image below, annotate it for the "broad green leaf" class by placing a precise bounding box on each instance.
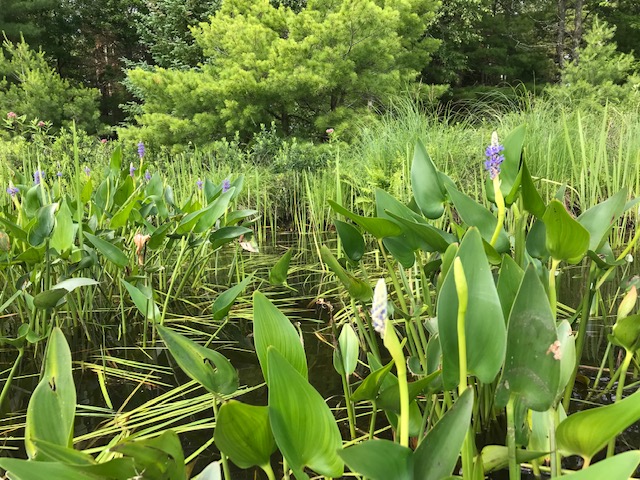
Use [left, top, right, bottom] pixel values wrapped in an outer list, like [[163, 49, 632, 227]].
[[445, 184, 510, 253], [30, 439, 94, 465], [328, 200, 402, 239], [334, 219, 365, 263], [496, 255, 524, 323], [480, 445, 548, 473], [385, 211, 455, 253], [413, 387, 474, 480], [110, 145, 123, 173], [84, 232, 129, 268], [113, 430, 185, 480], [156, 325, 238, 395], [269, 248, 293, 286], [267, 347, 344, 479], [210, 226, 252, 250], [485, 125, 526, 205], [110, 194, 140, 229], [338, 440, 412, 480], [121, 279, 160, 321], [214, 401, 276, 470], [526, 219, 549, 259], [376, 189, 416, 267], [556, 388, 640, 460], [495, 267, 560, 411], [148, 223, 171, 250], [0, 458, 136, 480], [23, 185, 43, 218], [224, 209, 258, 226], [320, 245, 372, 302], [351, 360, 394, 402], [0, 215, 28, 242], [521, 160, 546, 218], [437, 229, 506, 389], [253, 291, 308, 382], [333, 323, 359, 376], [578, 188, 627, 252], [543, 200, 590, 264], [50, 201, 75, 254], [25, 328, 76, 459], [193, 188, 235, 233], [610, 314, 640, 352], [28, 204, 57, 246], [212, 276, 253, 320], [411, 139, 447, 219], [561, 451, 640, 480], [34, 278, 99, 309]]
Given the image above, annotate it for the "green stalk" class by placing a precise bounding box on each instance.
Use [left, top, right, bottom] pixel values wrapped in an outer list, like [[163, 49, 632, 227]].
[[550, 407, 561, 477], [340, 372, 356, 440], [490, 176, 505, 248], [261, 463, 276, 480], [606, 349, 633, 457], [506, 397, 520, 480], [548, 258, 561, 318], [0, 347, 24, 410], [159, 237, 188, 326], [453, 258, 474, 480], [212, 399, 232, 480], [383, 324, 409, 447]]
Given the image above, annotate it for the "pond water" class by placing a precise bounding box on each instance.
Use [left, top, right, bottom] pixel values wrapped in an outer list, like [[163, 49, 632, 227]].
[[1, 234, 639, 478]]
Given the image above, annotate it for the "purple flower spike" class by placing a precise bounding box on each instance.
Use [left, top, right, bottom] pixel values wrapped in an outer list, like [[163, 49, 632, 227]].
[[145, 170, 151, 181], [6, 186, 19, 197], [137, 142, 145, 159], [484, 131, 505, 180], [84, 166, 91, 176], [196, 179, 203, 190], [129, 163, 136, 178], [33, 170, 44, 185], [57, 171, 63, 178], [222, 178, 231, 193]]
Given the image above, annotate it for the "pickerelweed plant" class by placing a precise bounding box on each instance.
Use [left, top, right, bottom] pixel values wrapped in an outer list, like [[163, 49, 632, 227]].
[[3, 126, 640, 480], [0, 126, 259, 412]]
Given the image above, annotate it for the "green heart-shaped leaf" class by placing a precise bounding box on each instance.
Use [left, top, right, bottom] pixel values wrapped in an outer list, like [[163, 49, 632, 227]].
[[267, 347, 344, 479], [543, 200, 589, 264], [25, 328, 76, 459], [157, 325, 238, 395], [411, 139, 447, 219], [556, 388, 640, 461], [214, 401, 276, 471], [253, 291, 308, 382], [496, 266, 560, 411], [437, 228, 506, 389]]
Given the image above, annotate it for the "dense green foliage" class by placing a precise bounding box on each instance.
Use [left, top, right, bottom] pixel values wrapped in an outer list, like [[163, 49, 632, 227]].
[[120, 0, 440, 146], [0, 39, 101, 134]]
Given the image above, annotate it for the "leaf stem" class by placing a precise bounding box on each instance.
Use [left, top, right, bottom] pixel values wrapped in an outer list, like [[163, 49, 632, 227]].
[[490, 176, 505, 247]]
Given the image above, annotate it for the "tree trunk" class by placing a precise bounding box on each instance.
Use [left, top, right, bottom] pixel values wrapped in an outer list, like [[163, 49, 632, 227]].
[[556, 0, 566, 71], [572, 0, 584, 63]]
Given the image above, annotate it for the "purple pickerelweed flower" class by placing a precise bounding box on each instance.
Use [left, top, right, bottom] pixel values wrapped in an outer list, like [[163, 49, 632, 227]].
[[484, 131, 505, 180], [33, 170, 44, 185], [56, 171, 63, 178], [129, 163, 136, 178], [6, 186, 19, 196], [137, 142, 145, 159], [84, 166, 91, 176], [196, 179, 203, 190], [222, 178, 231, 193], [145, 169, 151, 181]]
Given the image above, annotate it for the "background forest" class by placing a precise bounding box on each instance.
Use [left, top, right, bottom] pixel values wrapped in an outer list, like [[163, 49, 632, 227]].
[[0, 0, 639, 147]]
